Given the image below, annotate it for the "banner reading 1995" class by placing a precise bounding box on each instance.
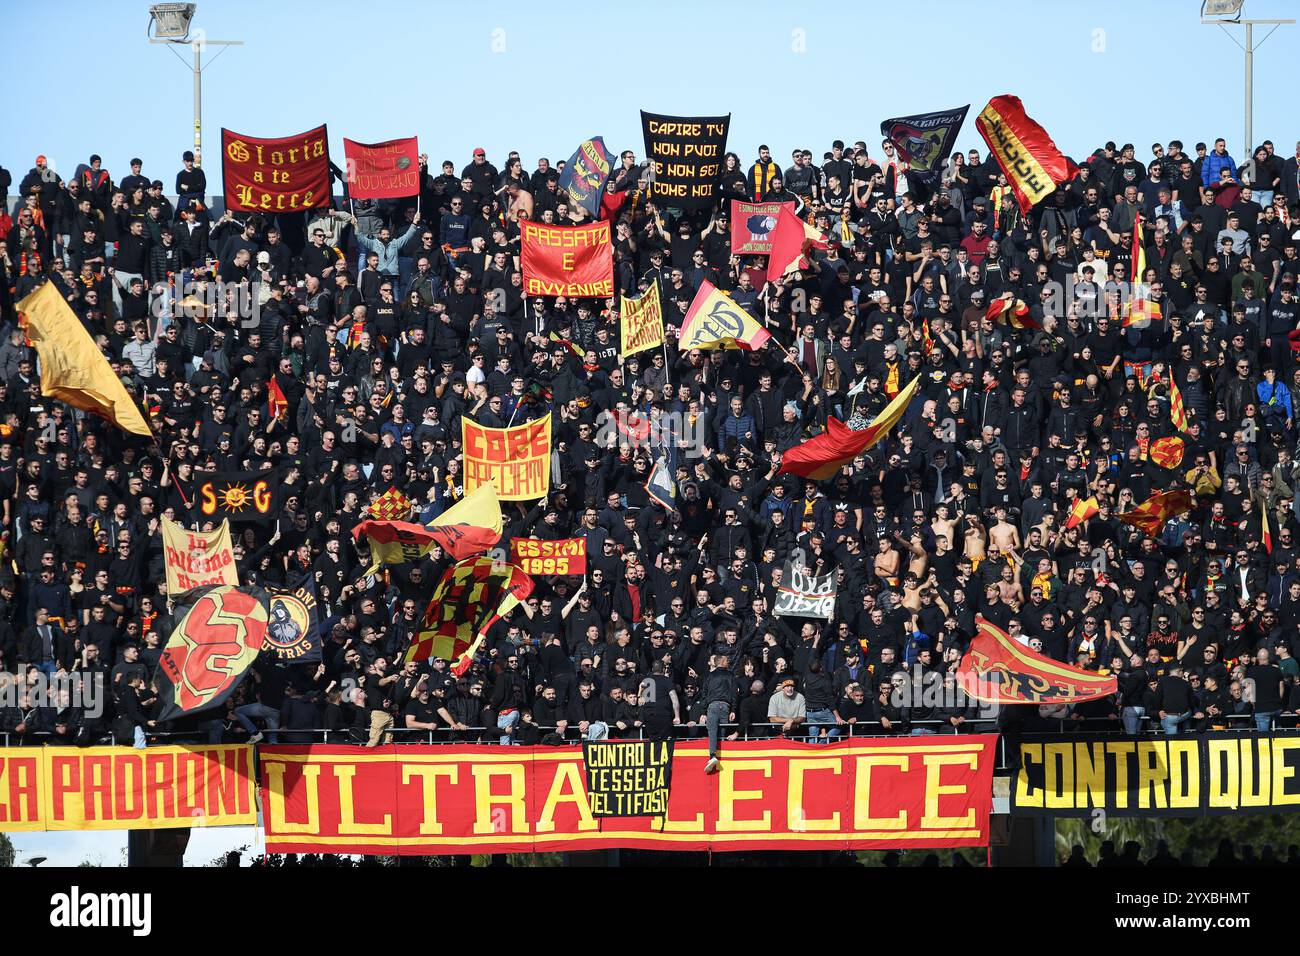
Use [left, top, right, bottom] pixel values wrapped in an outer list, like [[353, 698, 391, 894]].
[[1011, 733, 1300, 816]]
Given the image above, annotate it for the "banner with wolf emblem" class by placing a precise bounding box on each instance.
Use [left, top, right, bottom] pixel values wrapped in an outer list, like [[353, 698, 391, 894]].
[[266, 577, 322, 664], [157, 585, 270, 722], [880, 105, 969, 175]]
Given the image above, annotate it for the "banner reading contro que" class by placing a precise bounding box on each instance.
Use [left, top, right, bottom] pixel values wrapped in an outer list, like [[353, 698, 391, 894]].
[[641, 111, 730, 210], [462, 413, 551, 500], [1011, 733, 1300, 817]]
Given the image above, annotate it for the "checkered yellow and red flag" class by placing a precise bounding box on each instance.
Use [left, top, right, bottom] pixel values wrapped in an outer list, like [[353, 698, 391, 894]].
[[1116, 488, 1195, 537], [405, 558, 534, 671], [368, 487, 414, 522], [1169, 378, 1190, 433]]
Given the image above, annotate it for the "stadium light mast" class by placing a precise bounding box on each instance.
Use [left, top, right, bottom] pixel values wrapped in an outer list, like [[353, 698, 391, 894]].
[[148, 3, 243, 169], [1200, 0, 1292, 154]]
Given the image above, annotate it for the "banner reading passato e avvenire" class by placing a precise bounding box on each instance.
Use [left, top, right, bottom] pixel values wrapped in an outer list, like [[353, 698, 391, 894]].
[[520, 221, 613, 297], [222, 125, 331, 212], [259, 738, 996, 854]]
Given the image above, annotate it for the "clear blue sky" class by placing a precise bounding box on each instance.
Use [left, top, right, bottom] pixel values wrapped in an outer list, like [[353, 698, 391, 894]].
[[2, 0, 1297, 195]]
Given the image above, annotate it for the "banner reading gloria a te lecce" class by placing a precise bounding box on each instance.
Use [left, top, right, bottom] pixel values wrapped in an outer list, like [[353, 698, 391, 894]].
[[0, 746, 256, 832], [462, 413, 551, 501], [259, 737, 996, 854], [222, 125, 331, 213]]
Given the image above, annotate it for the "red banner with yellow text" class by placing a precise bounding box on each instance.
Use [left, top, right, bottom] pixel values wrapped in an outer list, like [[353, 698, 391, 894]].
[[510, 537, 587, 576], [521, 221, 613, 298], [259, 738, 996, 854], [222, 125, 331, 213], [462, 413, 551, 500], [343, 136, 420, 200], [0, 746, 256, 832], [975, 95, 1077, 214]]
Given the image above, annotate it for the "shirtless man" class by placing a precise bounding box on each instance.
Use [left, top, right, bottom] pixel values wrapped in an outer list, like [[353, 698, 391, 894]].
[[964, 514, 988, 569], [988, 505, 1021, 554], [894, 530, 930, 581], [995, 561, 1025, 607], [930, 502, 960, 550], [873, 536, 901, 587]]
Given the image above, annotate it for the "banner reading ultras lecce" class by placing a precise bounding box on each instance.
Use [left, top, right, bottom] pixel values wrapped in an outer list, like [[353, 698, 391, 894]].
[[641, 111, 730, 210], [462, 413, 551, 500], [259, 738, 996, 854], [0, 746, 256, 832], [1011, 733, 1300, 817], [222, 125, 331, 212]]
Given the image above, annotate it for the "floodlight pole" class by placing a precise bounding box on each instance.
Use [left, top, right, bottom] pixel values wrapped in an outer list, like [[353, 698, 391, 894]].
[[149, 36, 243, 168], [1202, 17, 1292, 152]]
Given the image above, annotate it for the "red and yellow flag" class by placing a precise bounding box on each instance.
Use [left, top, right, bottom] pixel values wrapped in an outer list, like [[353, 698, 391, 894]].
[[678, 280, 771, 352], [426, 482, 503, 560], [1169, 378, 1190, 433], [1149, 435, 1185, 470], [975, 95, 1078, 214], [956, 617, 1117, 704], [368, 486, 414, 522], [779, 376, 921, 480], [405, 557, 533, 672], [1063, 496, 1099, 531], [766, 203, 828, 283], [267, 376, 289, 421], [1263, 505, 1273, 555], [352, 519, 438, 571], [986, 293, 1038, 329], [1116, 488, 1195, 537]]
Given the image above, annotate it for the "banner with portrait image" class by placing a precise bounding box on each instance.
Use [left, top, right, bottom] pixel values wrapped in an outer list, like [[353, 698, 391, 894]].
[[222, 125, 331, 212], [730, 199, 793, 254], [641, 111, 730, 210], [880, 105, 969, 175], [462, 413, 552, 501], [521, 221, 614, 298]]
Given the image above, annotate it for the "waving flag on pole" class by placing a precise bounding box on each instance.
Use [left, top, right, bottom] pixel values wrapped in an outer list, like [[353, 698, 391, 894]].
[[1063, 496, 1099, 531], [1116, 489, 1196, 537], [678, 280, 771, 351], [405, 557, 532, 673], [1169, 378, 1190, 432], [975, 95, 1078, 214], [766, 204, 828, 283], [646, 457, 677, 511], [427, 482, 503, 560], [1263, 505, 1273, 555], [352, 520, 438, 572], [880, 105, 969, 176], [957, 617, 1117, 704], [779, 377, 921, 480], [986, 293, 1038, 329]]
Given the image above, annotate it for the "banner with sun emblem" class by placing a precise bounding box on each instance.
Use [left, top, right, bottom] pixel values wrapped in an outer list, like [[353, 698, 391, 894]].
[[196, 471, 281, 524], [157, 585, 270, 721], [266, 577, 321, 664]]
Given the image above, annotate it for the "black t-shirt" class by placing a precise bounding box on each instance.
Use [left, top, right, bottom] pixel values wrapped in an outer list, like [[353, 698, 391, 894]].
[[1246, 663, 1285, 711], [403, 697, 439, 726]]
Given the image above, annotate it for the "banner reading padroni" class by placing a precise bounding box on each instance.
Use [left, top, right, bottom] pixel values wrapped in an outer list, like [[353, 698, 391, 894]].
[[162, 518, 238, 595], [1011, 733, 1300, 817], [521, 221, 613, 298], [462, 413, 551, 500], [259, 738, 996, 854], [0, 746, 256, 832]]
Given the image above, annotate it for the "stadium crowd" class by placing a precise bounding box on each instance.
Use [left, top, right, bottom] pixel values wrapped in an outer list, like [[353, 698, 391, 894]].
[[2, 129, 1300, 761]]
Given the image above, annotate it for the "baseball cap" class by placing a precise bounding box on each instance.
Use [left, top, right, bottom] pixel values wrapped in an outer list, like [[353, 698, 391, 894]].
[[473, 147, 486, 157]]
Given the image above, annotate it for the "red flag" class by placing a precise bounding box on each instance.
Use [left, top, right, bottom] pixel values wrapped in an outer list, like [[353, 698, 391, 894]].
[[956, 617, 1117, 704], [1063, 496, 1099, 531], [267, 375, 288, 422], [986, 293, 1038, 329], [1116, 489, 1195, 537], [975, 95, 1078, 214], [766, 204, 827, 284], [1149, 435, 1185, 470], [343, 136, 420, 200], [779, 377, 920, 480]]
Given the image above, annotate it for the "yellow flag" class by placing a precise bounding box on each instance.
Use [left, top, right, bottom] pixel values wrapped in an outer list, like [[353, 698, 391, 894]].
[[18, 281, 151, 436], [678, 279, 772, 352], [619, 282, 664, 356], [427, 482, 503, 559]]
